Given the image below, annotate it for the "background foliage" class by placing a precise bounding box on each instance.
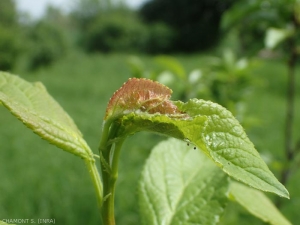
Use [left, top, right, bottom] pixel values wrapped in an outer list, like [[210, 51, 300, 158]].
[[0, 0, 22, 70]]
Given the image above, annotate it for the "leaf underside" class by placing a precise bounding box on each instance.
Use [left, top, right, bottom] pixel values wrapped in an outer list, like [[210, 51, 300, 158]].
[[229, 181, 292, 225], [139, 138, 229, 225], [0, 72, 92, 159]]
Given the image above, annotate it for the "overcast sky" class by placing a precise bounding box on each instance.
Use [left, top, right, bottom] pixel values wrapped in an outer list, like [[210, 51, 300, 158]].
[[15, 0, 147, 19]]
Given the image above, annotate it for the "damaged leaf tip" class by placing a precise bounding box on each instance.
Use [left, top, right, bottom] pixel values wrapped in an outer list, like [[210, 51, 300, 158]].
[[105, 78, 184, 120]]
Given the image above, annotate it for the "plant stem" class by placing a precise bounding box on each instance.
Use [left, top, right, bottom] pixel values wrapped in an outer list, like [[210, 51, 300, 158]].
[[281, 43, 296, 184], [98, 119, 124, 225], [84, 159, 103, 208], [101, 139, 124, 225]]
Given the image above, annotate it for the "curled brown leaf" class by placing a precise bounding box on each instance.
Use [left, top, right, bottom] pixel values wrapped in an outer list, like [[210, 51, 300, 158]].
[[105, 78, 185, 120]]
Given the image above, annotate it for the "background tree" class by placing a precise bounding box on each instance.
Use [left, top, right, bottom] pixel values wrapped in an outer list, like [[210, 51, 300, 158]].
[[139, 0, 236, 52], [0, 0, 22, 71], [221, 0, 298, 55], [25, 6, 70, 70]]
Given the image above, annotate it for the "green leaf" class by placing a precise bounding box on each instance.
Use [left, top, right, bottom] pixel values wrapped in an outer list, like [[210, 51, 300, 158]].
[[229, 181, 292, 225], [177, 99, 289, 199], [139, 138, 229, 225], [112, 98, 288, 199], [0, 72, 92, 159], [106, 78, 288, 198]]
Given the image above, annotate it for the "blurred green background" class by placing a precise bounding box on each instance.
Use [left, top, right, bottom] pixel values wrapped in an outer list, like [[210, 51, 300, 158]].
[[0, 0, 299, 224]]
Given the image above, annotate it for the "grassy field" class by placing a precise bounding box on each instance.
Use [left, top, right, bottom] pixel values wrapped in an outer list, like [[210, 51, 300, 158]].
[[0, 52, 299, 224]]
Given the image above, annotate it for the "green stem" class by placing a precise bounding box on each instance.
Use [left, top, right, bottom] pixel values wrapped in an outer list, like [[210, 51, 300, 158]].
[[98, 119, 125, 225], [84, 158, 103, 208], [99, 119, 114, 152], [101, 139, 124, 225]]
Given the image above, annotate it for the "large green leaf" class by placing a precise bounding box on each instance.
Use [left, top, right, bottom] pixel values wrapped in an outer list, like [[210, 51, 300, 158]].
[[139, 138, 229, 225], [115, 98, 289, 198], [229, 181, 292, 225], [0, 72, 92, 159], [178, 99, 289, 199]]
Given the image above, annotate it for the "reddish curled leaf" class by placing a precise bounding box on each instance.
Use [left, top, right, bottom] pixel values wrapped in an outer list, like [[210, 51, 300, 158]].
[[105, 78, 184, 120]]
